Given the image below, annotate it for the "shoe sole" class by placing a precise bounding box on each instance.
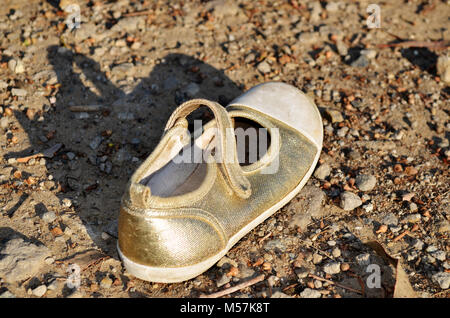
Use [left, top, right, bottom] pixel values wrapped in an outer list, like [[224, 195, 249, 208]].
[[117, 136, 322, 283]]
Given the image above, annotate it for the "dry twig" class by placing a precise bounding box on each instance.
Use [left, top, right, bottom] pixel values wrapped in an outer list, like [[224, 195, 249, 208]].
[[199, 274, 265, 298], [307, 273, 363, 295], [393, 230, 409, 242], [123, 10, 153, 17], [69, 105, 107, 112], [16, 143, 63, 163], [377, 40, 449, 50]]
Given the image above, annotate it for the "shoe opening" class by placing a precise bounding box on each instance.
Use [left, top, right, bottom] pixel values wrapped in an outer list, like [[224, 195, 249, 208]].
[[232, 117, 271, 166], [137, 115, 271, 199]]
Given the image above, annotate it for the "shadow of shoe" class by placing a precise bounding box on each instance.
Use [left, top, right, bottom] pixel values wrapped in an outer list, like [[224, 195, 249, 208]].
[[401, 47, 438, 74], [6, 47, 243, 263]]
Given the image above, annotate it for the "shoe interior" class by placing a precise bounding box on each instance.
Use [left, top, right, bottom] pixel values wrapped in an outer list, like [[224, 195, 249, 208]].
[[233, 117, 270, 166], [140, 143, 209, 198], [139, 117, 270, 198]]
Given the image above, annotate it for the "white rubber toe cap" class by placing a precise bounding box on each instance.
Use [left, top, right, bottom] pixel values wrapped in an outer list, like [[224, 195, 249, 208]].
[[227, 82, 323, 149]]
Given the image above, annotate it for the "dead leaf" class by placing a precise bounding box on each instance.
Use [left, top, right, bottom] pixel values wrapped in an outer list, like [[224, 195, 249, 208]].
[[366, 241, 417, 298]]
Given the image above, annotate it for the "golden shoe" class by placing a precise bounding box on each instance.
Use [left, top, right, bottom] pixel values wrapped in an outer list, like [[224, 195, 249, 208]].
[[117, 82, 323, 283]]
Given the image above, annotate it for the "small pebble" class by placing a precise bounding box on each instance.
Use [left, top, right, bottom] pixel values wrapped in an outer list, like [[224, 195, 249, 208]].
[[407, 250, 418, 261], [11, 88, 27, 97], [340, 192, 362, 211], [351, 55, 369, 68], [62, 198, 72, 208], [432, 272, 450, 289], [300, 288, 322, 298], [348, 150, 361, 160], [360, 49, 377, 60], [0, 290, 15, 298], [435, 220, 450, 234], [355, 174, 377, 192], [216, 273, 231, 287], [355, 253, 371, 266], [332, 248, 341, 258], [431, 250, 446, 262], [411, 239, 424, 250], [74, 112, 89, 119], [376, 224, 388, 233], [337, 126, 349, 137], [325, 109, 344, 123], [425, 255, 436, 264], [41, 211, 56, 223], [66, 152, 76, 160], [403, 214, 421, 224], [47, 279, 59, 291], [184, 83, 200, 97], [323, 261, 341, 275], [32, 285, 47, 297], [362, 202, 374, 212], [101, 232, 110, 240], [263, 239, 286, 252], [314, 280, 323, 289], [100, 276, 113, 289], [336, 39, 348, 56], [267, 275, 279, 287], [89, 136, 103, 150], [257, 60, 271, 74], [312, 253, 323, 264], [0, 117, 9, 130], [340, 263, 350, 271], [271, 291, 293, 298], [382, 213, 398, 226], [314, 163, 331, 180]]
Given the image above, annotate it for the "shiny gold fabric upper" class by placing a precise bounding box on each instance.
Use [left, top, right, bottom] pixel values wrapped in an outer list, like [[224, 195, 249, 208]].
[[118, 101, 319, 267]]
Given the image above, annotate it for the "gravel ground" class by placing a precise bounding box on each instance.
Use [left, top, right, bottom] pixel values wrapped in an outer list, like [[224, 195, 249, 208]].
[[0, 0, 449, 298]]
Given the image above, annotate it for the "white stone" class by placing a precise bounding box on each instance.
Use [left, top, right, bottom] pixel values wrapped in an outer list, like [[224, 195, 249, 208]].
[[356, 253, 371, 266], [300, 288, 322, 298], [0, 238, 50, 283], [32, 285, 47, 297], [323, 261, 341, 275], [432, 272, 450, 289], [340, 192, 362, 210]]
